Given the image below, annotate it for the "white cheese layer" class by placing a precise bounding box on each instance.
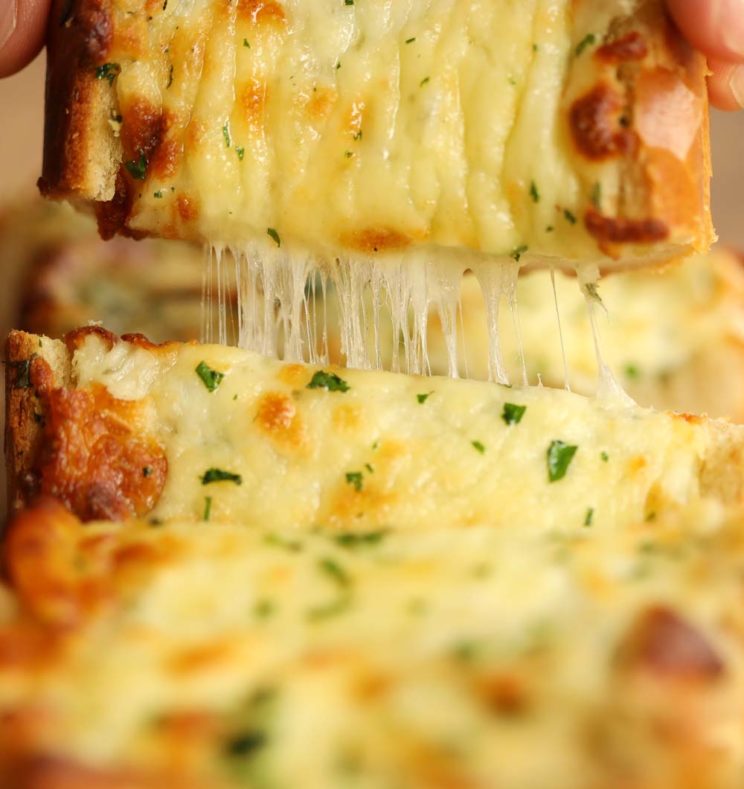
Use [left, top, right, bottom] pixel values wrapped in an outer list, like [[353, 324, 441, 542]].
[[68, 334, 744, 531]]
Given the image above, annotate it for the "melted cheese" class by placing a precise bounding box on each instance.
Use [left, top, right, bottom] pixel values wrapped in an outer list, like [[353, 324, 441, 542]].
[[2, 504, 744, 786], [98, 0, 707, 266], [63, 333, 744, 530]]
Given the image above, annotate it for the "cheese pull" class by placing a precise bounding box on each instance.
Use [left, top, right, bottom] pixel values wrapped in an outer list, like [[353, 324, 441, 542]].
[[40, 0, 712, 270]]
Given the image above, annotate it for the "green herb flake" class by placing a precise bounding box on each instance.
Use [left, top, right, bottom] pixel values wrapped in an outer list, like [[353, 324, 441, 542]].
[[307, 370, 350, 392], [142, 466, 153, 478], [243, 38, 250, 48], [12, 359, 31, 389], [582, 281, 604, 307], [345, 471, 364, 492], [584, 507, 594, 527], [511, 244, 528, 263], [235, 146, 245, 160], [306, 597, 350, 621], [333, 530, 389, 549], [166, 64, 174, 88], [222, 122, 231, 148], [405, 36, 416, 44], [502, 402, 527, 425], [344, 0, 354, 4], [95, 62, 121, 84], [153, 189, 164, 198], [254, 599, 275, 618], [195, 360, 225, 392], [600, 451, 609, 462], [624, 363, 641, 380], [417, 391, 433, 404], [264, 533, 303, 553], [203, 496, 212, 521], [124, 153, 148, 180], [352, 130, 363, 141], [529, 180, 540, 203], [575, 33, 596, 57], [563, 209, 577, 225], [547, 440, 578, 483], [420, 76, 430, 87], [591, 182, 602, 210], [451, 640, 480, 663], [545, 225, 554, 233], [267, 227, 281, 247], [201, 468, 243, 485], [364, 463, 374, 474], [344, 150, 354, 159], [471, 440, 486, 454], [318, 557, 351, 588], [224, 731, 266, 758]]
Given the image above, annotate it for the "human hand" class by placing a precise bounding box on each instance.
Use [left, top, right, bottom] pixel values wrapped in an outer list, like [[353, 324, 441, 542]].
[[0, 0, 50, 78], [667, 0, 744, 110]]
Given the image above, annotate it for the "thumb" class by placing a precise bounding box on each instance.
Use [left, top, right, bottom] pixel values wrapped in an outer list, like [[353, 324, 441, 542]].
[[667, 0, 744, 63], [0, 0, 52, 78]]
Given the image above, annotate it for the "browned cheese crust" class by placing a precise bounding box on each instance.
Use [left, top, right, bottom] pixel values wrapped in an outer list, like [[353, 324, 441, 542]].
[[5, 329, 168, 522]]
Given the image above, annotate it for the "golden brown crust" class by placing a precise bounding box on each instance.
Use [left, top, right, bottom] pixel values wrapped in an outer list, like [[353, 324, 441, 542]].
[[4, 333, 65, 521], [39, 0, 121, 204], [5, 330, 167, 523], [567, 2, 713, 258]]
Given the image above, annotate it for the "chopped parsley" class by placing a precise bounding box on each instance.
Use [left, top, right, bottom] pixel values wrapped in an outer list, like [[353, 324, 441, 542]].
[[235, 146, 245, 160], [264, 533, 303, 552], [529, 180, 540, 203], [364, 463, 374, 474], [333, 530, 389, 549], [307, 370, 350, 392], [582, 281, 604, 306], [224, 731, 267, 758], [591, 182, 602, 210], [318, 557, 351, 588], [12, 359, 31, 389], [306, 597, 350, 621], [471, 440, 486, 454], [600, 451, 609, 462], [405, 36, 416, 44], [420, 76, 430, 87], [563, 208, 577, 225], [95, 62, 121, 84], [153, 189, 164, 198], [352, 130, 363, 141], [417, 391, 433, 404], [584, 507, 594, 527], [502, 402, 526, 425], [203, 496, 212, 521], [201, 468, 243, 485], [345, 471, 364, 492], [267, 227, 281, 247], [344, 150, 354, 159], [142, 466, 153, 477], [195, 360, 225, 392], [624, 363, 641, 380], [166, 64, 174, 88], [575, 33, 597, 57], [547, 440, 578, 482], [124, 152, 148, 180], [254, 599, 275, 618], [344, 0, 354, 4], [511, 244, 528, 263], [222, 122, 231, 148], [243, 38, 250, 48]]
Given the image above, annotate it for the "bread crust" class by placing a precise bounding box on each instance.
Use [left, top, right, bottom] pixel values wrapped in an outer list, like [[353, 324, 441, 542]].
[[38, 0, 712, 267]]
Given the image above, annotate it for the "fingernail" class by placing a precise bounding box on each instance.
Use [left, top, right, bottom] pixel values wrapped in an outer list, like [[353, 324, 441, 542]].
[[0, 0, 18, 50], [730, 64, 744, 108], [718, 0, 744, 59]]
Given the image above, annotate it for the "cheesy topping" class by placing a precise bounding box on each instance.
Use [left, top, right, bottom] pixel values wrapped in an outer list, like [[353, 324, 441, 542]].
[[27, 331, 744, 529], [2, 500, 744, 786], [77, 0, 709, 266]]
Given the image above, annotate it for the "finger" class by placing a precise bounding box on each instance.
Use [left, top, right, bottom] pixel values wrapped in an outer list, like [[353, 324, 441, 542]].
[[708, 58, 744, 110], [0, 0, 52, 78], [666, 0, 744, 63]]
